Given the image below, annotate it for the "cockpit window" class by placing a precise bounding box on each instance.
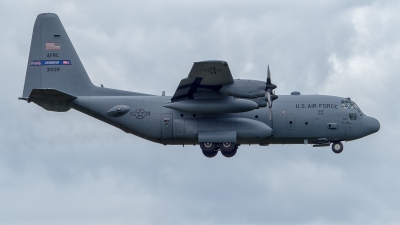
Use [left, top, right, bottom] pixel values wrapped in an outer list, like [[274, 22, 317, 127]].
[[341, 100, 359, 109]]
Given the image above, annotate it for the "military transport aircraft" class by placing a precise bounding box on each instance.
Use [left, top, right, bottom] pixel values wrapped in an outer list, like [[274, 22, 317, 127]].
[[19, 13, 380, 158]]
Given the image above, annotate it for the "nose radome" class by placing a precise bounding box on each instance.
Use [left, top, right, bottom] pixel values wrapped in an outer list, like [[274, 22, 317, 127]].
[[361, 116, 380, 136]]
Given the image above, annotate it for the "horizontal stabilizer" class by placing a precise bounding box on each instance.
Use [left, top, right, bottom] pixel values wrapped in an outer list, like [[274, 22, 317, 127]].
[[20, 88, 77, 112], [29, 88, 77, 101]]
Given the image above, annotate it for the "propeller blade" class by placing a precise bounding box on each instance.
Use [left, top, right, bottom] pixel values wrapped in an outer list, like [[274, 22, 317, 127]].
[[269, 106, 272, 121], [267, 91, 272, 121], [265, 65, 276, 121], [266, 65, 271, 85]]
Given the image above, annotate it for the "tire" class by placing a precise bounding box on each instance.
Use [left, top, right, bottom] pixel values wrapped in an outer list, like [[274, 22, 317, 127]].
[[202, 149, 218, 158], [200, 142, 217, 152], [200, 143, 218, 158], [221, 145, 238, 158], [219, 142, 236, 152], [331, 141, 343, 154]]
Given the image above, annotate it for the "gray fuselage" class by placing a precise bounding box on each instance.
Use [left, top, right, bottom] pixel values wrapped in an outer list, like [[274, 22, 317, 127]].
[[71, 93, 379, 146]]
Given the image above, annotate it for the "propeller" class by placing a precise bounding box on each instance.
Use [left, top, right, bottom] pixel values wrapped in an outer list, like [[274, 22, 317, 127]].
[[265, 65, 278, 120]]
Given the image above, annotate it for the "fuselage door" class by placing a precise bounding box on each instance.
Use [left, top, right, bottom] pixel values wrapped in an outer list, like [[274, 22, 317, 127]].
[[286, 114, 295, 130], [161, 113, 173, 138]]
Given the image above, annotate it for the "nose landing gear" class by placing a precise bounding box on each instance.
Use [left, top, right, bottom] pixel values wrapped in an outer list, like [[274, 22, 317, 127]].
[[331, 141, 343, 154]]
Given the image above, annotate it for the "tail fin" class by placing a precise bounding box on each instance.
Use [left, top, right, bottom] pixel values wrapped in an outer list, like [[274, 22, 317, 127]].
[[22, 13, 95, 98], [21, 13, 150, 112]]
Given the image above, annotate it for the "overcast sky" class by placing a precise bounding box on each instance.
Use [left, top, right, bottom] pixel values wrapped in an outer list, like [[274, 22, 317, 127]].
[[1, 0, 399, 224]]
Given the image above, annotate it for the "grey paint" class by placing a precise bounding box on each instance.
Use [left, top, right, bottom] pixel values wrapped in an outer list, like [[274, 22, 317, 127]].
[[20, 13, 380, 156], [219, 79, 266, 98], [164, 98, 259, 113], [198, 131, 237, 143]]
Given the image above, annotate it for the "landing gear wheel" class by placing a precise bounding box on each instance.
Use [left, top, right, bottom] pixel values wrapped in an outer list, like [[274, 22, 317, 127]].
[[221, 145, 238, 158], [200, 142, 217, 151], [219, 142, 236, 152], [202, 149, 218, 158], [331, 141, 343, 154], [200, 143, 218, 158]]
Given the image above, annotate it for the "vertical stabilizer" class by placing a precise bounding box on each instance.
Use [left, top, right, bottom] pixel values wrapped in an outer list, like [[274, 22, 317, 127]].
[[22, 13, 95, 97]]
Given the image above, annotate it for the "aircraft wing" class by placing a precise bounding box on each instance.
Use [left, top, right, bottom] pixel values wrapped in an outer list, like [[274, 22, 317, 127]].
[[171, 60, 234, 102]]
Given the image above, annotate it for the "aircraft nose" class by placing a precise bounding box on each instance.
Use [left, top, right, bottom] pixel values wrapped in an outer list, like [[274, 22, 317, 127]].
[[361, 116, 380, 136]]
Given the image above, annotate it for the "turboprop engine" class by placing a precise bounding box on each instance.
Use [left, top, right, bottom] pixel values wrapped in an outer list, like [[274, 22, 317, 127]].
[[219, 79, 266, 99], [218, 79, 274, 108]]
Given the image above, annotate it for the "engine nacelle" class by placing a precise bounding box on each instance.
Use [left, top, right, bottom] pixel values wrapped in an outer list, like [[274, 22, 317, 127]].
[[219, 79, 265, 98], [249, 96, 268, 108]]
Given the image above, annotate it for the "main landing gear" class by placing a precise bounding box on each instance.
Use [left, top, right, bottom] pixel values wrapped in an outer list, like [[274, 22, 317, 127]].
[[331, 141, 344, 154], [200, 142, 239, 158]]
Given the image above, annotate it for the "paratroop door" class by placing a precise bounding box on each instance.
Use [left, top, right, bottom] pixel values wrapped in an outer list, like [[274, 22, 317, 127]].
[[161, 113, 173, 138]]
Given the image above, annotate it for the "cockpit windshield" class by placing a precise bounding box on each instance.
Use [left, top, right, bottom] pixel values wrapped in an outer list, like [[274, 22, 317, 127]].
[[341, 99, 359, 110]]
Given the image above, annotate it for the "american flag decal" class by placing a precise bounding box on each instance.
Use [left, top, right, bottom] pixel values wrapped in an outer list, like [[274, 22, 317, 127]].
[[46, 42, 60, 50]]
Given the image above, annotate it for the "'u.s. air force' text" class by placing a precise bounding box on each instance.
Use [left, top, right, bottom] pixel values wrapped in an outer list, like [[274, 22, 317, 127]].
[[296, 104, 338, 109]]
